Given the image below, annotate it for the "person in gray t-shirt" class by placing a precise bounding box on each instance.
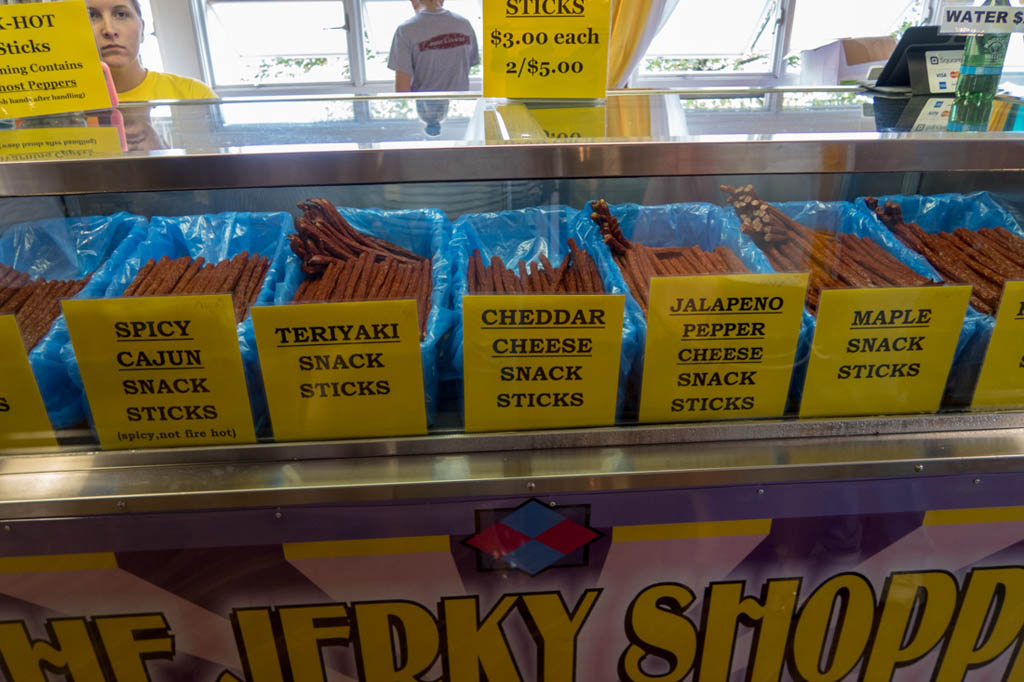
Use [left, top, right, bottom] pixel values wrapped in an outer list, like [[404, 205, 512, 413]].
[[388, 0, 479, 92]]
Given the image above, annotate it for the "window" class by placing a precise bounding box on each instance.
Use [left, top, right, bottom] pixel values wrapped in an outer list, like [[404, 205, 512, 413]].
[[641, 0, 781, 76], [203, 0, 350, 87], [639, 0, 940, 86], [138, 0, 165, 72]]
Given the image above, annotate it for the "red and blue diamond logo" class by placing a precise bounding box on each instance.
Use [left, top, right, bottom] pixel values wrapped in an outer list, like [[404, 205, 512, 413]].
[[464, 498, 601, 576]]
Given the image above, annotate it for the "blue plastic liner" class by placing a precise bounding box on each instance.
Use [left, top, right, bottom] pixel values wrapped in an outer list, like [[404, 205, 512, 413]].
[[0, 212, 150, 429], [450, 206, 640, 418], [65, 212, 293, 434], [855, 192, 1024, 405], [569, 201, 816, 415], [274, 207, 455, 428]]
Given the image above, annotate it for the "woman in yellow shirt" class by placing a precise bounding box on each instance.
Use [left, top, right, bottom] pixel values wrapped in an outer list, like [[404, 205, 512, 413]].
[[88, 0, 217, 102]]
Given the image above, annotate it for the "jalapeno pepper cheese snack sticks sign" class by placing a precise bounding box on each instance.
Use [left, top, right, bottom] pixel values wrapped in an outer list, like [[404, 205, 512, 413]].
[[484, 0, 611, 99], [252, 300, 427, 442], [800, 286, 971, 418], [972, 281, 1024, 409], [63, 295, 256, 450], [724, 187, 936, 312], [866, 197, 1024, 315], [0, 1, 112, 119], [0, 315, 56, 450], [640, 274, 808, 423], [463, 293, 624, 432]]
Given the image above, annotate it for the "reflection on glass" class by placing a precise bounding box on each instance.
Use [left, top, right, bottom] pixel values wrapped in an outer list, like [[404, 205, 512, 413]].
[[122, 107, 167, 151], [417, 99, 450, 137]]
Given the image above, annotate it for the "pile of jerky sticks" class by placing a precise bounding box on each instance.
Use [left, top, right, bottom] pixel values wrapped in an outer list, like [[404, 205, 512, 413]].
[[288, 199, 433, 338], [122, 252, 270, 323], [589, 199, 749, 314]]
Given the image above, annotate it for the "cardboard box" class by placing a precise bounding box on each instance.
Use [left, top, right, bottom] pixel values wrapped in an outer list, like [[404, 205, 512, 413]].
[[800, 36, 898, 85]]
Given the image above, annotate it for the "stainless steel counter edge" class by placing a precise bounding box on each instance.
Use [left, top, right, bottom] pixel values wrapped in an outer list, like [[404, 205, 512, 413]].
[[4, 136, 1024, 196], [3, 413, 1024, 519]]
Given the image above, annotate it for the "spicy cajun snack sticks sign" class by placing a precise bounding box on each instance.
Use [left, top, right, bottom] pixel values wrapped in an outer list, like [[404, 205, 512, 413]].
[[63, 294, 256, 449]]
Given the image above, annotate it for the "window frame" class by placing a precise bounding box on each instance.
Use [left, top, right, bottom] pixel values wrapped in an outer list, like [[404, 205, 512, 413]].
[[184, 0, 945, 96]]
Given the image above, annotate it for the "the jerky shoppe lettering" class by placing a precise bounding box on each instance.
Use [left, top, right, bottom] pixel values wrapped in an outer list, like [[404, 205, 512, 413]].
[[274, 322, 398, 399], [463, 295, 623, 431], [251, 300, 426, 441], [114, 320, 218, 426], [5, 566, 1024, 681], [486, 307, 603, 409], [640, 275, 806, 423]]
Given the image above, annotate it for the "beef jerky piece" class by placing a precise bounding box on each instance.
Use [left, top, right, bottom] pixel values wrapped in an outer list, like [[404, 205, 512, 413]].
[[0, 272, 32, 308], [625, 247, 651, 305], [170, 257, 207, 295], [0, 279, 41, 314], [293, 279, 312, 303], [0, 266, 29, 290], [349, 252, 377, 300], [714, 246, 749, 274], [490, 256, 507, 294], [502, 267, 521, 295], [150, 256, 191, 296], [552, 254, 571, 292], [135, 256, 172, 296], [517, 261, 533, 293], [122, 259, 157, 297], [367, 258, 395, 299], [237, 257, 270, 322], [537, 253, 558, 291], [419, 258, 432, 337], [957, 229, 1024, 278], [977, 229, 1024, 271]]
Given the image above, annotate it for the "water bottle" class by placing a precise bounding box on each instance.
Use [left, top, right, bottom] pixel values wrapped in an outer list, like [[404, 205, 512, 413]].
[[949, 0, 1011, 130]]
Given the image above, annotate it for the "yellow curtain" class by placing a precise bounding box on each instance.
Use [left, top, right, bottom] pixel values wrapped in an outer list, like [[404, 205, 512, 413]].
[[606, 95, 652, 138], [607, 0, 657, 88]]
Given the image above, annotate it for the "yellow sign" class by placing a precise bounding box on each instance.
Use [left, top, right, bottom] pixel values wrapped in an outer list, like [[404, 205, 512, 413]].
[[251, 300, 427, 441], [800, 286, 971, 418], [0, 126, 121, 162], [63, 295, 256, 450], [639, 274, 809, 423], [0, 315, 56, 451], [972, 281, 1024, 409], [462, 294, 624, 432], [483, 0, 610, 99], [0, 1, 112, 119]]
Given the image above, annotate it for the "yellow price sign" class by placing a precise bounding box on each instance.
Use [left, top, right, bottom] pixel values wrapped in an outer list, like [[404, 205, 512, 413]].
[[973, 281, 1024, 410], [0, 315, 56, 451], [251, 300, 427, 441], [484, 0, 610, 99], [462, 294, 624, 432], [0, 126, 121, 162], [639, 274, 808, 423], [800, 286, 971, 418], [0, 1, 112, 119], [63, 295, 256, 450]]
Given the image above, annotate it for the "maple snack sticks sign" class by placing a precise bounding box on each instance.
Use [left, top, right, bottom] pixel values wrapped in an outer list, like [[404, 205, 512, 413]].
[[484, 0, 611, 99]]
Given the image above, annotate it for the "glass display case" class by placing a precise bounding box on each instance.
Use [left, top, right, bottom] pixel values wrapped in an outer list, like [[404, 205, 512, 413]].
[[3, 89, 1024, 682]]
